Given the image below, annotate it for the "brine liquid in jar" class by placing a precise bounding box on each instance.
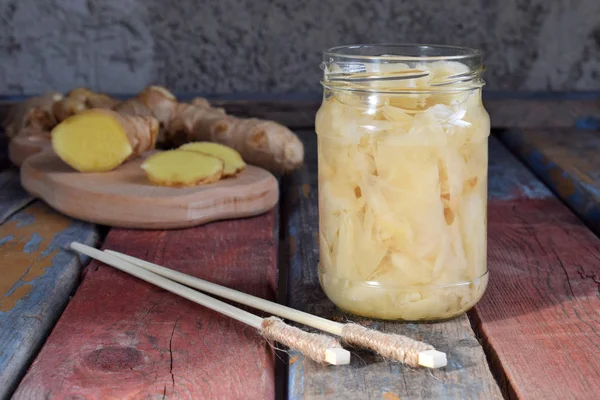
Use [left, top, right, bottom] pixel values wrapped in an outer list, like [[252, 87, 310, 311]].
[[316, 44, 490, 321]]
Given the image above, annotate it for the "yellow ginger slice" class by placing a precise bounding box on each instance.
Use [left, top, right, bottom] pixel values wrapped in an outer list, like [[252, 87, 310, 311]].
[[51, 109, 158, 172], [179, 142, 246, 177], [141, 150, 224, 187]]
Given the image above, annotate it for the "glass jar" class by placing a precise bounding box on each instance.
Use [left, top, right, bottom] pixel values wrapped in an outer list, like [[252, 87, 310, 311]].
[[316, 44, 490, 321]]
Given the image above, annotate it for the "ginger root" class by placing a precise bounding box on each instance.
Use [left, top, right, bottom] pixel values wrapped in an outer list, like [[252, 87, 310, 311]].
[[179, 142, 246, 177], [137, 86, 178, 126], [3, 92, 63, 139], [191, 97, 226, 114], [190, 97, 211, 108], [141, 150, 224, 187], [113, 98, 154, 118], [53, 88, 120, 122], [116, 86, 177, 124], [5, 86, 305, 175], [51, 109, 158, 172], [115, 85, 178, 143], [167, 101, 304, 174]]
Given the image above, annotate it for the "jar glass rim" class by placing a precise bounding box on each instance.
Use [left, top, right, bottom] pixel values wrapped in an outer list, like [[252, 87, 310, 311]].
[[323, 43, 482, 62]]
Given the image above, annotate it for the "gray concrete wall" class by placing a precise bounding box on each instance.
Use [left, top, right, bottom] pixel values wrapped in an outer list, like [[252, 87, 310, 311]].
[[0, 0, 599, 95]]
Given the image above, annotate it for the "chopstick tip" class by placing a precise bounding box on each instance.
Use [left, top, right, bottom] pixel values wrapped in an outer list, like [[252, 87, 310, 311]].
[[418, 349, 447, 369], [325, 348, 351, 366]]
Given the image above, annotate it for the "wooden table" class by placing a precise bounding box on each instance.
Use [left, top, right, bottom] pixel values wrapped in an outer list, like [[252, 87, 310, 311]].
[[0, 93, 599, 399]]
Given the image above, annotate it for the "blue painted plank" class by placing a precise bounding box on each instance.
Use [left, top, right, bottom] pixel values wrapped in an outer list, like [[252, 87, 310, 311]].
[[0, 202, 99, 400], [488, 136, 551, 201], [498, 128, 600, 235]]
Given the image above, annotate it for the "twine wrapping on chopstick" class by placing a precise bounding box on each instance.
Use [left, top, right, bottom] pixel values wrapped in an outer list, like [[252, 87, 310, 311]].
[[103, 249, 447, 368], [260, 317, 343, 364], [341, 324, 434, 368], [69, 242, 351, 366]]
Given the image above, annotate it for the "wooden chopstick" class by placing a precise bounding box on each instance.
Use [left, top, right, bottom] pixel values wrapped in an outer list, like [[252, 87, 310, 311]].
[[71, 242, 350, 366], [105, 249, 447, 368]]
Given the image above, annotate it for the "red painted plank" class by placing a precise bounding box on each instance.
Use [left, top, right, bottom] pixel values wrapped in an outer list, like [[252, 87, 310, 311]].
[[0, 202, 98, 399], [13, 211, 278, 399], [473, 141, 600, 399]]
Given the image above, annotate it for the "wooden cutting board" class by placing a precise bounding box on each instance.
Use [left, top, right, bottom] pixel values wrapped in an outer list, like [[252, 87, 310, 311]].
[[9, 136, 51, 167], [20, 150, 279, 229]]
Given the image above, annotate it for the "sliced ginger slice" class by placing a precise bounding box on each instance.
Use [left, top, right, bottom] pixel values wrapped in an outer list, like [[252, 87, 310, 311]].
[[141, 150, 224, 187], [51, 109, 157, 172], [179, 142, 246, 177], [52, 110, 133, 172]]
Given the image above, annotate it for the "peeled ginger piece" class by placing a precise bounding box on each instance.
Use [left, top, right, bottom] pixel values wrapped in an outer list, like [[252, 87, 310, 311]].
[[52, 109, 158, 172], [141, 150, 224, 187], [179, 142, 246, 177]]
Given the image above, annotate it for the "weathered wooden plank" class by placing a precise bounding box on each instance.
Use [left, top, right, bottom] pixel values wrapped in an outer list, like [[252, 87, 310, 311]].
[[209, 99, 319, 130], [211, 97, 600, 130], [0, 202, 99, 400], [3, 93, 599, 131], [204, 93, 600, 130], [473, 138, 600, 399], [0, 169, 34, 225], [485, 98, 600, 129], [497, 128, 600, 235], [0, 94, 321, 132], [282, 130, 502, 400], [14, 211, 278, 399], [0, 126, 33, 218]]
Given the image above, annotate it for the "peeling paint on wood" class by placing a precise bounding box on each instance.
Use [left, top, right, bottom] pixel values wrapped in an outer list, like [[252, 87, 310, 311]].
[[488, 139, 551, 200], [498, 128, 600, 235], [0, 203, 71, 311], [13, 211, 278, 399], [475, 135, 600, 399], [0, 201, 98, 399]]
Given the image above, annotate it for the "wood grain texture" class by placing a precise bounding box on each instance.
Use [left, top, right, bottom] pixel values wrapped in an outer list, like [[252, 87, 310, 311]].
[[214, 98, 600, 130], [485, 98, 600, 129], [0, 201, 99, 400], [207, 94, 600, 130], [474, 137, 600, 399], [21, 150, 279, 229], [13, 211, 278, 400], [281, 130, 502, 400], [209, 98, 320, 130], [498, 128, 600, 235], [212, 97, 600, 130]]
